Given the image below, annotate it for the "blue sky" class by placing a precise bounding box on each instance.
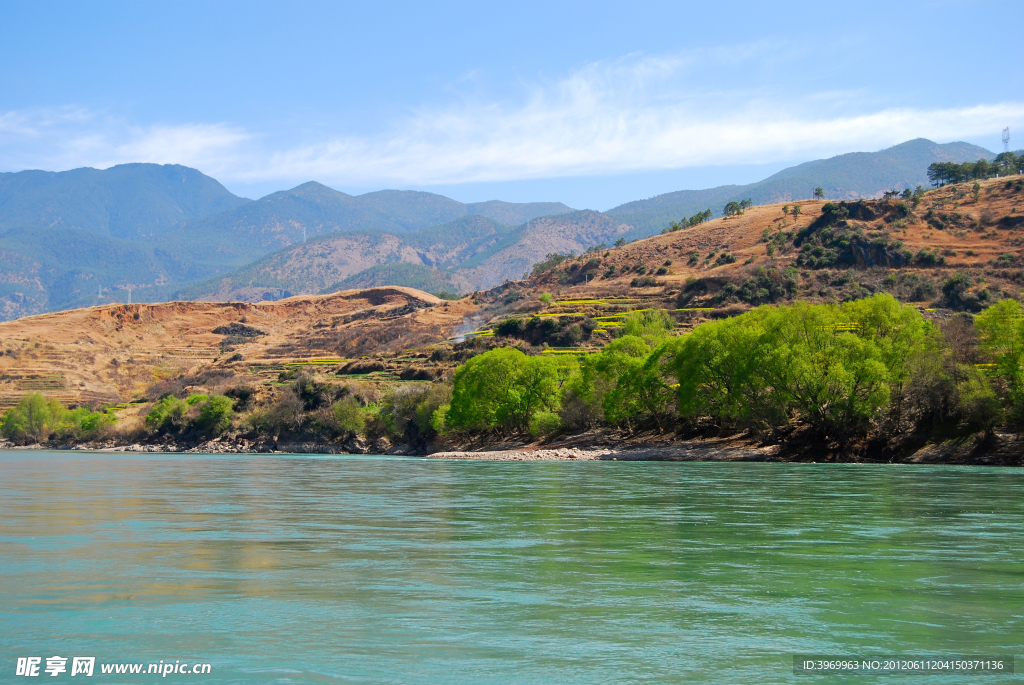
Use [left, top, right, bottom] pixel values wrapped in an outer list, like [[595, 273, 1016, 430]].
[[1, 0, 1022, 209]]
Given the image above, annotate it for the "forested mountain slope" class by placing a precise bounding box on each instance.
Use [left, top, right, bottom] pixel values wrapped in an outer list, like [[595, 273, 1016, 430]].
[[0, 225, 180, 319], [0, 163, 250, 239]]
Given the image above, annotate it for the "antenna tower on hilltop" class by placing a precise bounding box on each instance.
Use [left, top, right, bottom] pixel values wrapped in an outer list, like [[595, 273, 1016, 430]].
[[1003, 127, 1011, 153]]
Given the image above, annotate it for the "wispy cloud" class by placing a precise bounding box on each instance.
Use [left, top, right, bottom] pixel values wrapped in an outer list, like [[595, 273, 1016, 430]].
[[2, 53, 1022, 188], [0, 108, 249, 177]]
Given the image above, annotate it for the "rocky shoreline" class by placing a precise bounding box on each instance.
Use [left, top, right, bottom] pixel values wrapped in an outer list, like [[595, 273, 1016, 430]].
[[2, 428, 1022, 466]]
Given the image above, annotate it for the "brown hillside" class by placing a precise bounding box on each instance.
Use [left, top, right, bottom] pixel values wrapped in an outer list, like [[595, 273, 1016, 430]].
[[455, 210, 634, 289], [0, 287, 475, 409], [485, 177, 1024, 311]]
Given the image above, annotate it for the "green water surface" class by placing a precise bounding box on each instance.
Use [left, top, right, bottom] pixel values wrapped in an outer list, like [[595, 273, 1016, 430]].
[[0, 452, 1021, 683]]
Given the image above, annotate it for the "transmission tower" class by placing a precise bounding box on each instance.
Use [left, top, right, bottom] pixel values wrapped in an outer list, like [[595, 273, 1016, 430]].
[[1003, 127, 1011, 153]]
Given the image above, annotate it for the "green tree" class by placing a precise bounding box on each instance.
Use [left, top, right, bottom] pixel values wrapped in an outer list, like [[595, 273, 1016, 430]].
[[589, 336, 655, 427], [530, 253, 569, 277], [756, 303, 891, 437], [331, 395, 366, 437], [687, 209, 713, 226], [197, 395, 234, 435], [621, 308, 675, 344], [813, 187, 824, 199], [674, 313, 778, 429], [447, 348, 562, 433], [975, 299, 1024, 419], [145, 395, 189, 432], [674, 295, 927, 437], [723, 201, 743, 216], [1, 393, 66, 443]]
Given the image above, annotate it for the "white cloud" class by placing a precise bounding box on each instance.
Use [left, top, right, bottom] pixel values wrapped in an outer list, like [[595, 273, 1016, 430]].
[[0, 108, 249, 176], [2, 54, 1022, 187]]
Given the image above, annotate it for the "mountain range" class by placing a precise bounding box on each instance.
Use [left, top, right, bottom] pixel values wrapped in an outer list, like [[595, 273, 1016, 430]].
[[0, 138, 997, 320]]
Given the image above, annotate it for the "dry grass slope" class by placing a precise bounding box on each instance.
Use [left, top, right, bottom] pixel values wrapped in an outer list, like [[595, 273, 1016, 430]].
[[0, 287, 475, 409]]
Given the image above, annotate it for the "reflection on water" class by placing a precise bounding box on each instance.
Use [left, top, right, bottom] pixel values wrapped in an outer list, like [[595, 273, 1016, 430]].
[[1, 452, 1022, 684]]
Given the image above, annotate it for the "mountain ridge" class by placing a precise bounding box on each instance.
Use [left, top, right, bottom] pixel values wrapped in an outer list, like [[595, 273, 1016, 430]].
[[0, 138, 1002, 320], [606, 139, 995, 236], [0, 163, 250, 239]]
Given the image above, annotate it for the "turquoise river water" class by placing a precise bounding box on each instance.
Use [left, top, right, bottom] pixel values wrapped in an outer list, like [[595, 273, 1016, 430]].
[[1, 452, 1022, 684]]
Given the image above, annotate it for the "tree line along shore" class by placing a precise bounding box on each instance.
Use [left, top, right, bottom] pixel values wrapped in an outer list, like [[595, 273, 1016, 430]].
[[1, 294, 1022, 464]]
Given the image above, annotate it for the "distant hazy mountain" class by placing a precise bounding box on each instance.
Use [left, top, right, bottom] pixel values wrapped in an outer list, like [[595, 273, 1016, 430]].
[[322, 264, 461, 296], [152, 182, 575, 279], [0, 163, 249, 240], [450, 211, 633, 290], [152, 210, 633, 303], [0, 167, 574, 318], [464, 200, 574, 226], [607, 139, 995, 237], [150, 215, 517, 302]]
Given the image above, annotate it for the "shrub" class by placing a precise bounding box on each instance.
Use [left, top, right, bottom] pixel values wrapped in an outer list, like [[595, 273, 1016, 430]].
[[1, 393, 68, 443], [957, 371, 1004, 431], [145, 395, 189, 432], [630, 276, 658, 287], [531, 253, 569, 277], [914, 248, 945, 266], [1, 394, 113, 444], [224, 385, 255, 411], [377, 383, 451, 442], [430, 404, 449, 434], [264, 391, 305, 433], [529, 411, 562, 438], [621, 309, 675, 344], [539, 292, 553, 304], [197, 395, 234, 435], [330, 395, 366, 437], [495, 317, 527, 337]]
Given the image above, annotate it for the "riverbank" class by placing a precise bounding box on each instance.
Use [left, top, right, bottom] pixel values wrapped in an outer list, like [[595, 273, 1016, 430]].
[[3, 427, 1021, 465], [430, 429, 1024, 465]]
